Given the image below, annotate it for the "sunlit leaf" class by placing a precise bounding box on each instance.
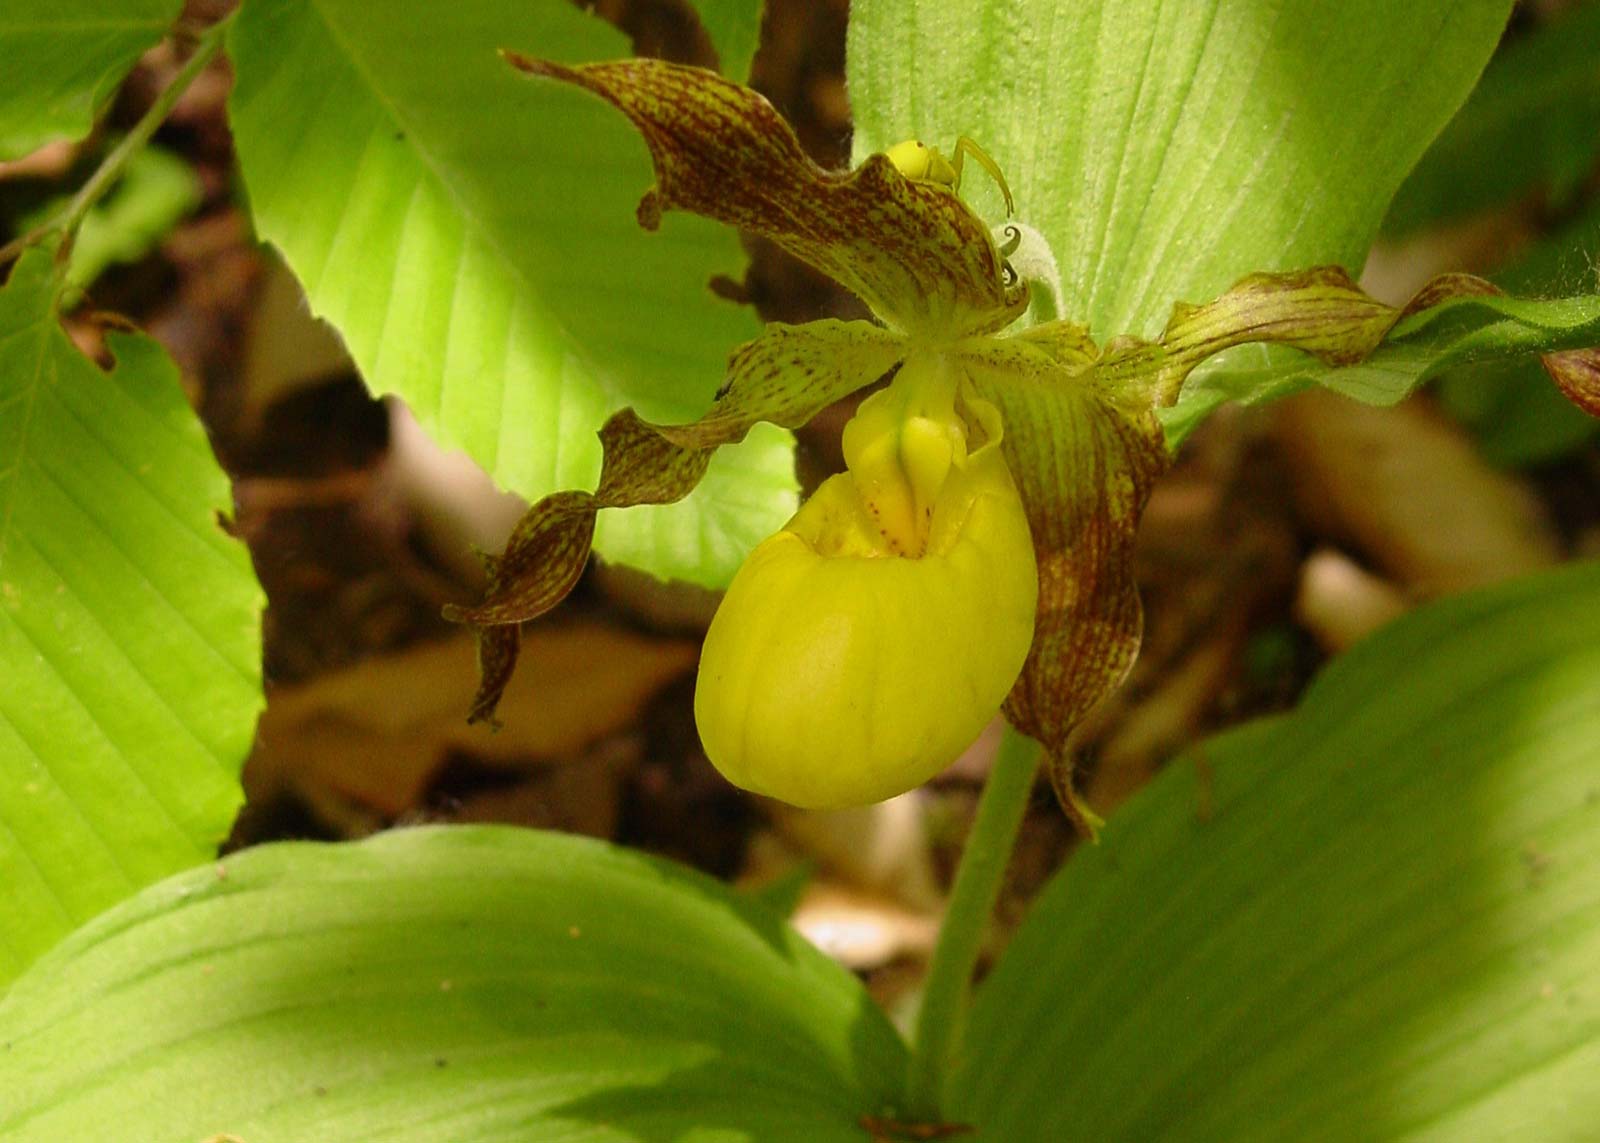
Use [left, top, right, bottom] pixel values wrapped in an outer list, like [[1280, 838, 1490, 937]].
[[227, 0, 794, 588], [0, 825, 909, 1141], [0, 0, 180, 159], [955, 560, 1600, 1141], [0, 247, 262, 988], [848, 0, 1512, 339]]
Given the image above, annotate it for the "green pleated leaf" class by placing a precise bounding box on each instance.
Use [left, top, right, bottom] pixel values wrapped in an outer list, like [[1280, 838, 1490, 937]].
[[954, 560, 1600, 1141], [687, 0, 765, 81], [0, 248, 263, 989], [0, 0, 180, 159], [1385, 2, 1600, 237], [227, 0, 795, 589], [0, 825, 909, 1141], [847, 0, 1512, 341]]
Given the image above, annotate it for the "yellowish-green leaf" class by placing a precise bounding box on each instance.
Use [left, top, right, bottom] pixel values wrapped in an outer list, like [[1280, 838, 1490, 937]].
[[227, 0, 792, 589], [0, 247, 262, 988]]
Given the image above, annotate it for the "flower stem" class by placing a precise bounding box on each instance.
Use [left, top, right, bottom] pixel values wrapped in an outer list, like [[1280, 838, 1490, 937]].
[[0, 14, 232, 269], [908, 726, 1039, 1117]]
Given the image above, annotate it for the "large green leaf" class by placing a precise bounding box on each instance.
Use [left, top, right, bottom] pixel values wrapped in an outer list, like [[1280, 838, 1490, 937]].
[[847, 0, 1512, 339], [954, 560, 1600, 1141], [1385, 2, 1600, 237], [0, 247, 262, 989], [0, 0, 180, 160], [227, 0, 796, 589], [0, 825, 909, 1141]]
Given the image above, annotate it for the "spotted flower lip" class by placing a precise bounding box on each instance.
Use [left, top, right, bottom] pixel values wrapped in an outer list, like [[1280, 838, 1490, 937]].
[[449, 54, 1600, 824]]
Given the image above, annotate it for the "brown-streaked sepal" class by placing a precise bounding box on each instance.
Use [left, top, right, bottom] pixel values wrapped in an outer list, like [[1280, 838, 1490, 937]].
[[505, 54, 1026, 338], [466, 625, 522, 727], [955, 343, 1170, 814], [652, 320, 905, 449], [1132, 266, 1394, 404], [1119, 265, 1600, 418], [446, 410, 717, 722]]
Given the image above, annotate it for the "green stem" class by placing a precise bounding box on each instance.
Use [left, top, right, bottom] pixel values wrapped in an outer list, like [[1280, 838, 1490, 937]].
[[0, 14, 232, 269], [907, 726, 1039, 1117]]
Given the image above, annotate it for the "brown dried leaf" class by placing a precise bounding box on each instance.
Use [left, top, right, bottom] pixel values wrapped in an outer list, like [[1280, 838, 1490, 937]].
[[247, 626, 695, 826]]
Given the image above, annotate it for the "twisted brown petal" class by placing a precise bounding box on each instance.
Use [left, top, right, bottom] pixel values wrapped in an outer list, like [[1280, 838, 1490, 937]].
[[956, 336, 1169, 825], [447, 319, 906, 723], [505, 54, 1027, 339], [1105, 265, 1600, 415]]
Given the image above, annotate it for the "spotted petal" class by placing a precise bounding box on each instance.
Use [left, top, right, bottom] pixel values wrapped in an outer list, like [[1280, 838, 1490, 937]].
[[1120, 266, 1600, 416], [505, 54, 1027, 339], [955, 337, 1168, 828], [448, 319, 905, 722]]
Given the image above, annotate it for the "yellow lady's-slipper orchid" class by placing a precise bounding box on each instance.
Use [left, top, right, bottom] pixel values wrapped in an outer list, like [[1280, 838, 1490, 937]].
[[696, 353, 1036, 808], [447, 54, 1600, 826]]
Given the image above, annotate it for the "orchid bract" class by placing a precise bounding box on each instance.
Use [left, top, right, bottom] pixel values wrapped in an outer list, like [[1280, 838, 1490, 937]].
[[447, 55, 1600, 823]]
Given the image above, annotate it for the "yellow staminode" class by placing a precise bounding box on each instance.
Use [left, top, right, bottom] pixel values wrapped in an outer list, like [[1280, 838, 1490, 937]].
[[694, 352, 1038, 808]]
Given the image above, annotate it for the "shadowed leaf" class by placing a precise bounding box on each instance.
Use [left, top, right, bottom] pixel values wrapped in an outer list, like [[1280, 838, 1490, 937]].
[[0, 826, 909, 1140]]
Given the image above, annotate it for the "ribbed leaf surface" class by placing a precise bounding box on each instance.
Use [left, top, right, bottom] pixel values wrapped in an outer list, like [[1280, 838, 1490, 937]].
[[228, 0, 796, 587], [0, 248, 262, 988], [0, 826, 909, 1141], [957, 561, 1600, 1141]]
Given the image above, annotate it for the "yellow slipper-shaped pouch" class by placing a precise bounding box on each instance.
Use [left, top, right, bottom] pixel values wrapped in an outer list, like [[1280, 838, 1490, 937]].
[[695, 351, 1038, 808]]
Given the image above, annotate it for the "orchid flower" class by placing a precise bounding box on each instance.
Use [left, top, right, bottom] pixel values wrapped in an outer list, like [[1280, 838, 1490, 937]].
[[447, 56, 1600, 827]]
